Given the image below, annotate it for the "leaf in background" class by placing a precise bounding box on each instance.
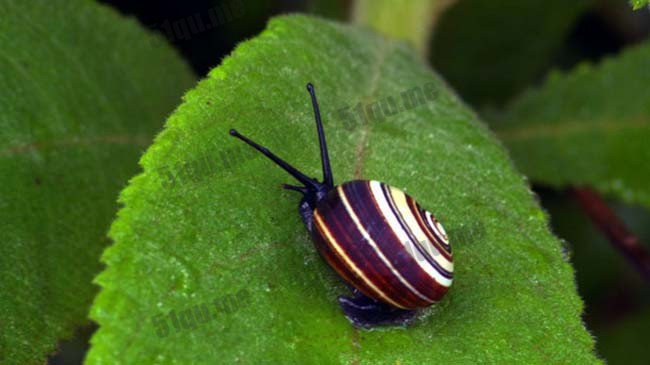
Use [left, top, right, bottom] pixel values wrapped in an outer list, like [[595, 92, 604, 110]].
[[542, 193, 650, 364], [631, 0, 650, 10], [491, 41, 650, 209], [307, 0, 350, 21], [87, 15, 599, 364], [431, 0, 593, 107], [594, 307, 650, 364], [0, 1, 195, 364]]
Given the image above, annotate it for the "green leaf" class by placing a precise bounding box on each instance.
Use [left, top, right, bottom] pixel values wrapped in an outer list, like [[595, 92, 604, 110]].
[[0, 1, 195, 364], [630, 0, 650, 10], [431, 0, 593, 106], [307, 0, 349, 21], [492, 41, 650, 209], [541, 193, 650, 364], [87, 15, 599, 364], [594, 307, 650, 364]]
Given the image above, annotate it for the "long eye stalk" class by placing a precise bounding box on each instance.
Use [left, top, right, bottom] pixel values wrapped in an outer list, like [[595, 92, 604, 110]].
[[306, 83, 334, 188], [229, 128, 317, 188], [228, 82, 334, 190]]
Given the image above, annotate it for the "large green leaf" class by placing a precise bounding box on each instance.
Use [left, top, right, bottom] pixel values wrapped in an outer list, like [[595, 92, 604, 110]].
[[87, 15, 599, 364], [0, 1, 195, 364], [431, 0, 592, 107], [492, 41, 650, 209]]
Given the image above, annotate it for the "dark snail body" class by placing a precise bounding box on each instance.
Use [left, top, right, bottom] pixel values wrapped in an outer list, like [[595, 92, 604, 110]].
[[229, 83, 453, 328]]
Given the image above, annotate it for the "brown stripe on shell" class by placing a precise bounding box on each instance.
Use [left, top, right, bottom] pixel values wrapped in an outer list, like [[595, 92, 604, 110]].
[[311, 213, 383, 303], [344, 181, 450, 304], [406, 196, 453, 259], [313, 188, 424, 308], [380, 183, 453, 279]]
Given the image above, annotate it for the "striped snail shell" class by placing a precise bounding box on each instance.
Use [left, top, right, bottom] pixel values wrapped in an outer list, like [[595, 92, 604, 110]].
[[230, 82, 453, 328], [312, 180, 453, 310]]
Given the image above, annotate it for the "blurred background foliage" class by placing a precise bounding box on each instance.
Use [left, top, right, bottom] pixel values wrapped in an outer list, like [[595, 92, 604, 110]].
[[46, 0, 648, 363]]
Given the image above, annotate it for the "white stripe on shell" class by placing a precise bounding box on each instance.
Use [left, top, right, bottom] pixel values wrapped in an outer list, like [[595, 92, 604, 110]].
[[425, 211, 450, 248], [369, 181, 453, 287], [337, 186, 435, 304], [387, 185, 454, 273], [313, 211, 406, 309]]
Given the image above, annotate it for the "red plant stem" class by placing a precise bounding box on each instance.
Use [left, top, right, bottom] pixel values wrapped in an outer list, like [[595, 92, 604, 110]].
[[572, 187, 650, 282]]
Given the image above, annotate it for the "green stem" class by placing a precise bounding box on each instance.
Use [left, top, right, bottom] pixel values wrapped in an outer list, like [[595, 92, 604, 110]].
[[352, 0, 453, 59], [631, 0, 649, 10]]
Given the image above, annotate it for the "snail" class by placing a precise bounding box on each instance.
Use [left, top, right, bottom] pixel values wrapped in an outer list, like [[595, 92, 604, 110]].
[[229, 83, 452, 328]]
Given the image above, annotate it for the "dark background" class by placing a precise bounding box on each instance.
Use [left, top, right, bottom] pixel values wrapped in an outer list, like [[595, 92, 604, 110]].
[[50, 1, 650, 363]]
